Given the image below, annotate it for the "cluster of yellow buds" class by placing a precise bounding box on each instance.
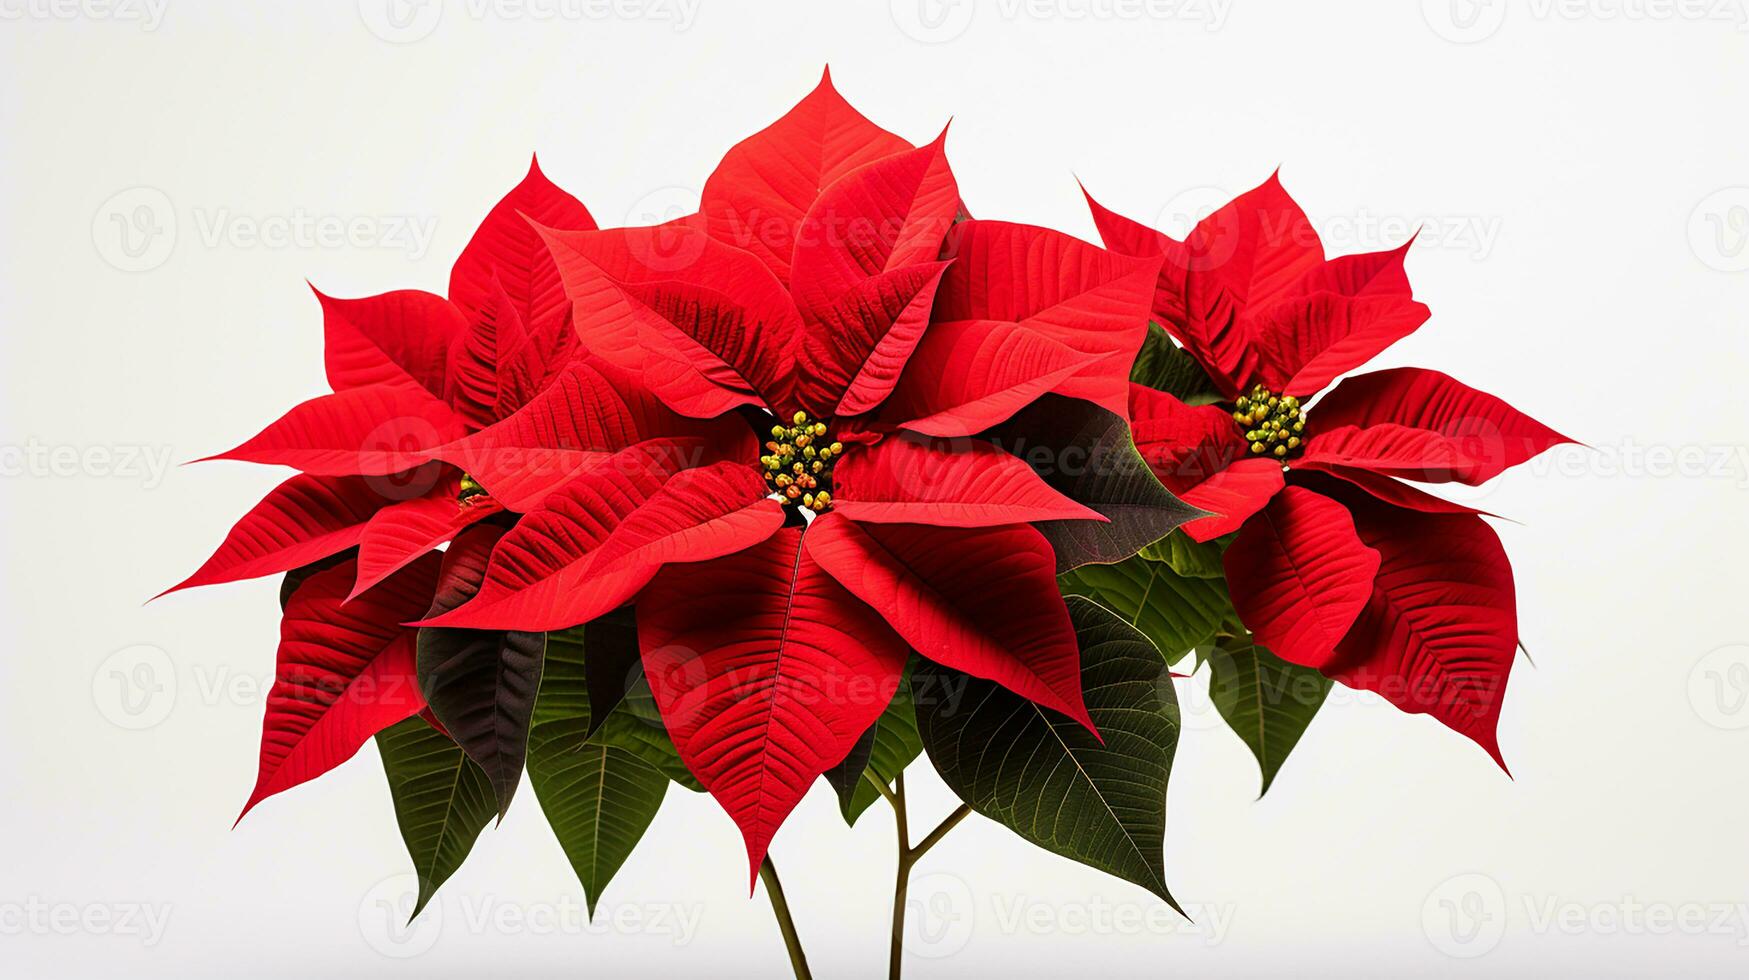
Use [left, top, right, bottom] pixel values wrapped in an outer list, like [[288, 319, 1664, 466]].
[[1232, 384, 1307, 460], [761, 410, 842, 512], [458, 472, 491, 506]]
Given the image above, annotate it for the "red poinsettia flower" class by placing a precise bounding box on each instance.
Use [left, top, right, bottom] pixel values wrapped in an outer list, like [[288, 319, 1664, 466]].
[[164, 159, 596, 815], [425, 72, 1164, 879], [1084, 173, 1572, 766]]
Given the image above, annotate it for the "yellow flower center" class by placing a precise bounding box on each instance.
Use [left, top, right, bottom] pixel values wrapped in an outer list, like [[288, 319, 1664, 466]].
[[762, 411, 840, 512], [1231, 384, 1308, 462]]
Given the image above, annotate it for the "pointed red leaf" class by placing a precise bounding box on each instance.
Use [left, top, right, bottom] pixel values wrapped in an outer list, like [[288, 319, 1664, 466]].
[[420, 457, 783, 631], [1081, 184, 1192, 332], [806, 514, 1093, 729], [428, 358, 748, 511], [1299, 423, 1473, 482], [796, 261, 951, 419], [1309, 367, 1572, 484], [448, 155, 596, 332], [882, 318, 1100, 436], [163, 473, 396, 595], [445, 273, 530, 429], [1322, 496, 1519, 768], [1128, 383, 1247, 494], [206, 384, 468, 476], [540, 224, 801, 415], [351, 478, 501, 600], [240, 554, 441, 819], [638, 525, 910, 880], [697, 68, 911, 285], [1177, 458, 1286, 542], [833, 434, 1102, 527], [1223, 487, 1381, 668], [316, 288, 465, 400], [1253, 240, 1429, 396], [1288, 466, 1488, 516], [930, 220, 1160, 419]]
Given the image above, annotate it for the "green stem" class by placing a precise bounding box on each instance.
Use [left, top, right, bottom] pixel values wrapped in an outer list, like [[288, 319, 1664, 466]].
[[877, 770, 974, 980], [758, 856, 813, 980]]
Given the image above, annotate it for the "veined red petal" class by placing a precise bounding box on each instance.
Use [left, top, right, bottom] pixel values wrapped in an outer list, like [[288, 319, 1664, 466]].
[[697, 67, 911, 285], [806, 514, 1093, 730], [419, 457, 783, 631], [1258, 290, 1430, 398], [350, 478, 501, 600], [796, 261, 950, 420], [539, 224, 801, 415], [1299, 423, 1473, 482], [1288, 466, 1489, 516], [161, 473, 397, 595], [316, 287, 465, 401], [1177, 458, 1286, 542], [239, 554, 441, 820], [445, 272, 529, 429], [932, 220, 1160, 420], [1128, 383, 1248, 494], [448, 155, 596, 332], [882, 318, 1099, 436], [1309, 367, 1572, 485], [204, 384, 467, 476], [638, 525, 910, 885], [1080, 183, 1191, 344], [1223, 487, 1381, 668], [833, 434, 1104, 528]]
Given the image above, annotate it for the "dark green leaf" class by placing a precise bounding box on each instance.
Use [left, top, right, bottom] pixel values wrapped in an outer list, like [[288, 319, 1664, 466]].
[[822, 666, 922, 825], [528, 623, 669, 916], [549, 627, 704, 792], [1206, 639, 1330, 796], [1059, 555, 1230, 665], [417, 530, 547, 819], [913, 596, 1182, 908], [376, 716, 496, 919], [580, 607, 641, 743], [984, 395, 1205, 572], [1130, 323, 1222, 405]]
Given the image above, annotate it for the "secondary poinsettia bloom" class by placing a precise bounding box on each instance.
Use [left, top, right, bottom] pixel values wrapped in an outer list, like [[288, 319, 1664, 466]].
[[163, 160, 596, 815], [1084, 173, 1572, 766], [424, 72, 1173, 879]]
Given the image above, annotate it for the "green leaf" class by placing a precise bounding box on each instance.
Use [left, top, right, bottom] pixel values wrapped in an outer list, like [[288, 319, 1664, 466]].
[[983, 395, 1204, 572], [578, 607, 640, 743], [548, 627, 704, 792], [528, 624, 670, 917], [913, 596, 1183, 908], [376, 715, 497, 919], [1205, 639, 1330, 797], [1138, 530, 1229, 579], [822, 666, 922, 825], [1059, 555, 1230, 665], [1130, 323, 1222, 405]]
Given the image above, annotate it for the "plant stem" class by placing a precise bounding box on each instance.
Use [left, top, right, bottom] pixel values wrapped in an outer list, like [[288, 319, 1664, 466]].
[[873, 770, 975, 980], [758, 856, 813, 980]]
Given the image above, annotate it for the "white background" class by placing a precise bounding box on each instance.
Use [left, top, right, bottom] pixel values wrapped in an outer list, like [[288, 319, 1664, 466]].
[[3, 1, 1748, 976]]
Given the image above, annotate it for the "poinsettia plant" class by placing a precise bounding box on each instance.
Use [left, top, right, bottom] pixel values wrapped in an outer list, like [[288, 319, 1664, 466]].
[[160, 70, 1566, 977]]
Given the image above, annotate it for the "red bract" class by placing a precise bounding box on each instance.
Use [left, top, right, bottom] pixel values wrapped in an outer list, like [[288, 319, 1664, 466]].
[[424, 72, 1163, 880], [167, 159, 597, 809], [1087, 173, 1572, 766]]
